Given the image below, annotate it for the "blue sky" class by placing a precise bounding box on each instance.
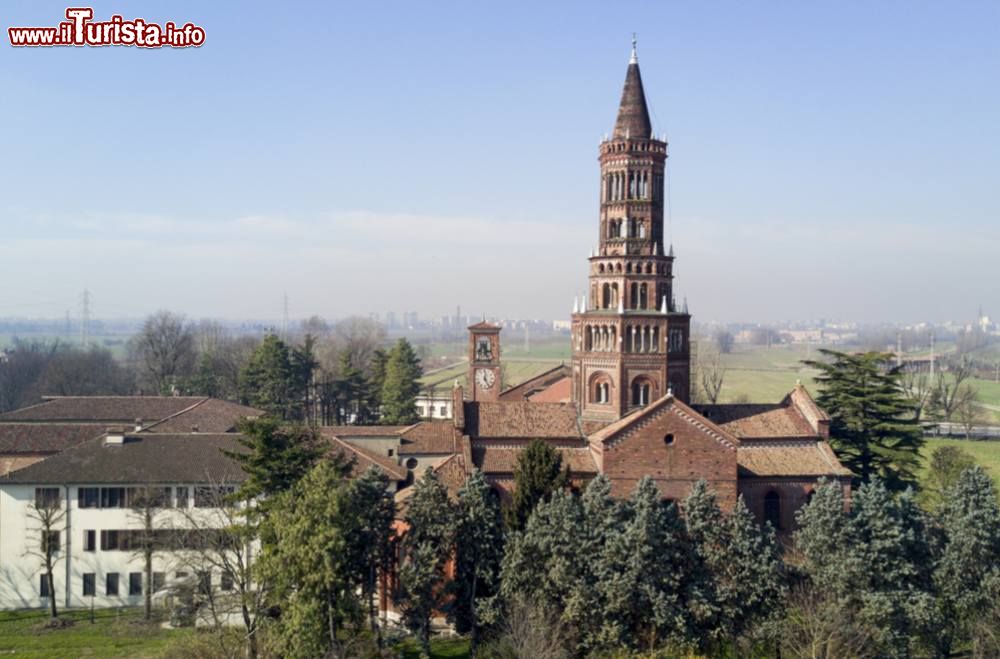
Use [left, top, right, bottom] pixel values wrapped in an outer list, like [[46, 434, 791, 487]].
[[1, 1, 997, 323]]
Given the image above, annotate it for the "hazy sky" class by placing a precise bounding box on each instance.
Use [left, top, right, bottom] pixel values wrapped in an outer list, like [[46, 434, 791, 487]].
[[1, 1, 997, 324]]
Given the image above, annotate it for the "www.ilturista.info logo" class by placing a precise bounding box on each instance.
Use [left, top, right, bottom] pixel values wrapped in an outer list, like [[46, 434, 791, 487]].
[[8, 8, 205, 48]]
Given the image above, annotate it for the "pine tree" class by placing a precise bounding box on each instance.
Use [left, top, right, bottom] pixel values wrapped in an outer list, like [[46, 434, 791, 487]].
[[367, 348, 389, 418], [380, 338, 422, 425], [398, 467, 455, 654], [341, 466, 396, 647], [804, 349, 925, 491], [335, 351, 369, 424], [599, 477, 694, 651], [228, 418, 327, 510], [449, 469, 504, 654], [795, 479, 936, 657], [500, 488, 586, 623], [239, 334, 302, 420], [504, 439, 568, 531], [257, 460, 359, 659], [934, 465, 1000, 654], [715, 496, 785, 648]]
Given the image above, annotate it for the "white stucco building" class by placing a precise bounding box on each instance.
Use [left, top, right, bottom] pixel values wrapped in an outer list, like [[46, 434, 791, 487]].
[[0, 431, 248, 611]]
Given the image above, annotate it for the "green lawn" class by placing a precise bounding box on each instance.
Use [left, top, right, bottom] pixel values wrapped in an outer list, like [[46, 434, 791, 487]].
[[919, 437, 1000, 490], [396, 636, 470, 658], [0, 608, 192, 658]]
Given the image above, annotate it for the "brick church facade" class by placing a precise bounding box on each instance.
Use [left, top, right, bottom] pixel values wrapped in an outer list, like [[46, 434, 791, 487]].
[[355, 43, 850, 534]]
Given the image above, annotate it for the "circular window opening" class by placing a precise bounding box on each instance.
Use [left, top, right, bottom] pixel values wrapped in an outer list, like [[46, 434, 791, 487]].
[[404, 458, 419, 470], [663, 433, 675, 446]]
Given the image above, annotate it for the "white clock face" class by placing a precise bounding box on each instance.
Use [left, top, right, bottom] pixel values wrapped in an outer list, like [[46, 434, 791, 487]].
[[475, 368, 496, 390]]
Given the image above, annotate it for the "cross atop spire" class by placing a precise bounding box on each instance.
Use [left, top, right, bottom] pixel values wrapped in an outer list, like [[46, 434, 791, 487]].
[[613, 36, 652, 140]]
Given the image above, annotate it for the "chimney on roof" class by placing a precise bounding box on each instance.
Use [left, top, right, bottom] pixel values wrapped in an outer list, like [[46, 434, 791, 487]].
[[134, 418, 143, 432], [105, 428, 125, 445]]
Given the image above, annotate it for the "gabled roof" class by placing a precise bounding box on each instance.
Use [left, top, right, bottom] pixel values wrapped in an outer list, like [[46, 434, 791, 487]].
[[140, 399, 262, 433], [464, 401, 582, 440], [326, 436, 407, 481], [0, 396, 208, 423], [694, 403, 815, 439], [471, 443, 597, 476], [588, 394, 740, 450], [1, 433, 247, 485], [467, 321, 501, 331], [498, 364, 571, 402], [694, 385, 829, 440], [737, 440, 852, 478], [0, 424, 108, 454], [399, 422, 456, 455], [320, 425, 411, 438], [0, 396, 261, 432]]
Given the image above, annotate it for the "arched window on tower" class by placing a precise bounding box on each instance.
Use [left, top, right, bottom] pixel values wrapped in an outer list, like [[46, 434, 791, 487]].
[[602, 283, 611, 309], [639, 284, 647, 310], [630, 283, 638, 310], [764, 491, 782, 530]]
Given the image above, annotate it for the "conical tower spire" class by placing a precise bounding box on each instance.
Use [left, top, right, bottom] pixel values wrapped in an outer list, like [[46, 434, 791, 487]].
[[613, 36, 652, 140]]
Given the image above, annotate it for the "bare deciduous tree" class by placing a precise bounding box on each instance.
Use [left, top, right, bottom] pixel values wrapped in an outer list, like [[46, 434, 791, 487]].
[[699, 349, 727, 404], [176, 481, 267, 659], [484, 596, 570, 659], [26, 490, 65, 619], [933, 358, 975, 422], [780, 585, 877, 659], [955, 394, 989, 439], [900, 370, 934, 423], [129, 311, 197, 394], [128, 485, 172, 620]]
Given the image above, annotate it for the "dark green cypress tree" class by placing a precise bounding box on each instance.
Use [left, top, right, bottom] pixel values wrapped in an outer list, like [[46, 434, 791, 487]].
[[804, 349, 924, 491], [448, 469, 504, 654], [341, 466, 396, 647], [503, 439, 567, 531], [379, 338, 422, 425], [239, 334, 302, 420], [228, 418, 328, 511], [398, 467, 454, 655]]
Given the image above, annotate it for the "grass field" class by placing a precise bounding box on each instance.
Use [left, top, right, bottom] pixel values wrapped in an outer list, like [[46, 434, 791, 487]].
[[0, 608, 191, 658], [920, 437, 1000, 490]]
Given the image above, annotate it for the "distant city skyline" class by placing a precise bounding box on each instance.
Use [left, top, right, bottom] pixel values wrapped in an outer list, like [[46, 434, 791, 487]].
[[1, 1, 997, 323]]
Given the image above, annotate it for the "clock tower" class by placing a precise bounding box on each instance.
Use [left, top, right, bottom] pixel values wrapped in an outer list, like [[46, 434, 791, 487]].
[[571, 39, 692, 423], [468, 321, 501, 402]]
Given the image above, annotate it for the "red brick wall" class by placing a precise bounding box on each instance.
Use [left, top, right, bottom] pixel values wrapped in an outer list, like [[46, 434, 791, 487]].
[[599, 406, 738, 509], [739, 477, 852, 533]]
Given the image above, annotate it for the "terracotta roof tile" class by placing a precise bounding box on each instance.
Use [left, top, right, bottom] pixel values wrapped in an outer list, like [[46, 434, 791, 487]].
[[464, 402, 582, 439], [320, 425, 411, 438], [399, 422, 456, 455], [326, 436, 407, 481], [737, 440, 852, 478], [472, 443, 597, 475], [694, 403, 816, 439], [498, 365, 570, 402]]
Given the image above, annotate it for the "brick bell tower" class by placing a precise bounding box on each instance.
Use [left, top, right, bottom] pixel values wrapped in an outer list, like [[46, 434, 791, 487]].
[[468, 321, 502, 402], [571, 38, 691, 423]]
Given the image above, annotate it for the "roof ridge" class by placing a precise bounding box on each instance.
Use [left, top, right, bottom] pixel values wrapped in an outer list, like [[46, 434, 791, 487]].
[[139, 397, 210, 432]]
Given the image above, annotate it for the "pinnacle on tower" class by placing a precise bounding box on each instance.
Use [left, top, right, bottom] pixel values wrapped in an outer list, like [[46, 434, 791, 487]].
[[613, 36, 653, 140]]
